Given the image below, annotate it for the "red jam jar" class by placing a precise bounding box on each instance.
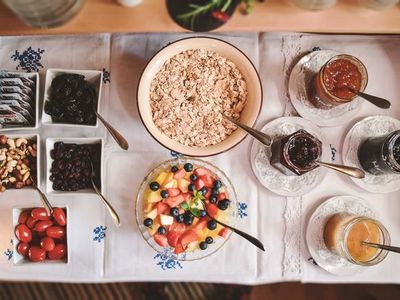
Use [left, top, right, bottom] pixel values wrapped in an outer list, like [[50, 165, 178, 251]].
[[312, 54, 368, 109], [270, 129, 322, 176]]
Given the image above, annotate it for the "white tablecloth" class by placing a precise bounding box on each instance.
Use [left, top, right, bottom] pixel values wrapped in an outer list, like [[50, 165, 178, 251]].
[[0, 32, 398, 284]]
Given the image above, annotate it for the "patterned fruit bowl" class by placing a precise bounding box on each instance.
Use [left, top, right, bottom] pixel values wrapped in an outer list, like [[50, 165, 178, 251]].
[[135, 157, 238, 261]]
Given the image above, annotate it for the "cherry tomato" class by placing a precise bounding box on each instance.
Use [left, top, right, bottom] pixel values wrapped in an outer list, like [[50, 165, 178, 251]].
[[26, 216, 39, 229], [17, 242, 30, 257], [48, 244, 66, 260], [18, 210, 30, 224], [34, 220, 54, 233], [52, 208, 66, 226], [28, 246, 46, 262], [31, 208, 50, 221], [46, 226, 65, 239], [40, 237, 55, 252], [15, 224, 32, 243]]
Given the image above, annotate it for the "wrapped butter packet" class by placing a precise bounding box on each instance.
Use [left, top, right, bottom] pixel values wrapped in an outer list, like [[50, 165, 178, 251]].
[[0, 99, 33, 115], [0, 85, 33, 96], [0, 104, 33, 124], [0, 92, 33, 105], [0, 71, 35, 86], [0, 108, 29, 128]]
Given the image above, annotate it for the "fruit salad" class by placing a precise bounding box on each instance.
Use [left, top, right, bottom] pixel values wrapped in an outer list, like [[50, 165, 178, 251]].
[[141, 161, 232, 255]]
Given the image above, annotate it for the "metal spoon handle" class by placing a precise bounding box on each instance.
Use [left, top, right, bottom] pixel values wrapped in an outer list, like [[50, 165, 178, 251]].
[[30, 177, 53, 216], [347, 87, 391, 109], [316, 161, 365, 179], [362, 241, 400, 254], [223, 115, 272, 146], [213, 217, 265, 251], [95, 112, 129, 150], [91, 179, 121, 226]]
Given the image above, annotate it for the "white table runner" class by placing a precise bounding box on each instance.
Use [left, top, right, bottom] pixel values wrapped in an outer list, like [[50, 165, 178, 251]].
[[0, 32, 398, 284]]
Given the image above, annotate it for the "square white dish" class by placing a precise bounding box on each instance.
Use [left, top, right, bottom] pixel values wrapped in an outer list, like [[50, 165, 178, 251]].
[[46, 137, 104, 195], [42, 69, 103, 128], [0, 71, 39, 131], [1, 133, 40, 190], [12, 206, 69, 265]]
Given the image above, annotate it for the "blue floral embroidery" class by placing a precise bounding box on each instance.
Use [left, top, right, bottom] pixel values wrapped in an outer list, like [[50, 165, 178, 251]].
[[4, 239, 13, 261], [93, 226, 107, 242], [154, 248, 183, 270], [329, 144, 337, 162], [308, 257, 318, 266], [312, 46, 321, 52], [170, 151, 182, 158], [11, 47, 45, 72], [101, 68, 110, 84], [238, 202, 248, 218]]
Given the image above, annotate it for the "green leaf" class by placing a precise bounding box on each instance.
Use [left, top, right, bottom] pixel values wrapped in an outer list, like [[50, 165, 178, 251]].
[[181, 202, 189, 211], [189, 208, 201, 217]]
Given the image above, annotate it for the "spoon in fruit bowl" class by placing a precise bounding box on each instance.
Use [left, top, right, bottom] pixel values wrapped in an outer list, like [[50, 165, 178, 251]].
[[200, 199, 265, 251], [29, 176, 53, 216], [223, 114, 365, 179], [90, 161, 121, 226]]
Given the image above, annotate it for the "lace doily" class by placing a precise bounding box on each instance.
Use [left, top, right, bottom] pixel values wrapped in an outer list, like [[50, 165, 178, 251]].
[[342, 115, 400, 193], [250, 117, 329, 197], [288, 50, 362, 127], [306, 196, 374, 276]]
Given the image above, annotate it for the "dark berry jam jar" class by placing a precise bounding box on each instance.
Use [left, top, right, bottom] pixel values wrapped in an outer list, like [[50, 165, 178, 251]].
[[270, 129, 322, 176], [358, 130, 400, 175], [311, 54, 368, 109]]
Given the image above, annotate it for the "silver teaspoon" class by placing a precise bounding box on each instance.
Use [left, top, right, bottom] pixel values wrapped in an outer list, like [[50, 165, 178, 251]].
[[362, 241, 400, 254], [95, 112, 129, 151], [347, 87, 391, 109], [30, 176, 53, 216]]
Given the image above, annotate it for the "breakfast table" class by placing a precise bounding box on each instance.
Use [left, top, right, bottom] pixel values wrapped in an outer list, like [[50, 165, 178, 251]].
[[0, 30, 399, 284]]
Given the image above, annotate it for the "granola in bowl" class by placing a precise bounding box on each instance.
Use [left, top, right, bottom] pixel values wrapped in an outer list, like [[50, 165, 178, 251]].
[[149, 49, 248, 147]]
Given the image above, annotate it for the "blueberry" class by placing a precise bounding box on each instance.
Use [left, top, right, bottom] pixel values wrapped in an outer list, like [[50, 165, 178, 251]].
[[188, 183, 195, 192], [190, 174, 197, 181], [207, 220, 217, 230], [205, 236, 213, 244], [211, 188, 219, 195], [176, 214, 184, 223], [161, 190, 169, 198], [213, 180, 222, 189], [218, 199, 231, 211], [184, 163, 193, 172], [199, 241, 208, 250], [170, 207, 179, 217], [171, 165, 178, 173], [158, 226, 167, 235], [183, 211, 194, 225], [199, 210, 207, 217], [199, 187, 207, 196], [209, 195, 217, 204], [149, 181, 160, 191], [143, 218, 153, 227]]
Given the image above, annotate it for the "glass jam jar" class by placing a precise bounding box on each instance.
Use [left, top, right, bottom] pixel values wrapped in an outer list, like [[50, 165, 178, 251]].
[[324, 213, 390, 266], [311, 54, 368, 109], [358, 130, 400, 176], [270, 129, 322, 176]]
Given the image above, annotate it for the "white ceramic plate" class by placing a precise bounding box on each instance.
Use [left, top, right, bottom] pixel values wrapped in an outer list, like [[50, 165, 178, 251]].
[[137, 36, 263, 157], [45, 137, 104, 195], [250, 116, 329, 197], [342, 115, 400, 193], [288, 50, 362, 127], [42, 69, 102, 128]]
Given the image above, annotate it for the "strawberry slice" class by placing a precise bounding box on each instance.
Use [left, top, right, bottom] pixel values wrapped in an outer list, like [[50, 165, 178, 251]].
[[156, 202, 169, 215], [154, 234, 168, 247], [206, 203, 219, 218], [217, 192, 226, 201], [218, 227, 230, 238], [169, 222, 186, 234], [205, 189, 211, 198], [167, 231, 181, 248], [174, 243, 185, 254], [173, 169, 186, 179], [167, 188, 180, 197], [179, 229, 199, 248], [165, 195, 184, 207], [182, 192, 192, 202], [195, 178, 205, 190], [194, 167, 209, 177], [194, 218, 208, 230], [200, 174, 214, 187]]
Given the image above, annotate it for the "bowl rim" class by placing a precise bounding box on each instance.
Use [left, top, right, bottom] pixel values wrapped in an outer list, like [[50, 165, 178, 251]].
[[134, 157, 238, 261], [136, 36, 263, 157]]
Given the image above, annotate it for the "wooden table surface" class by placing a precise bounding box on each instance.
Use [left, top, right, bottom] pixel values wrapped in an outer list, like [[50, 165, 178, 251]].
[[0, 0, 399, 35]]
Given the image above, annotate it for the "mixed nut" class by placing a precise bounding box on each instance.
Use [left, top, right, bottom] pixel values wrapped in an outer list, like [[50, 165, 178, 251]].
[[0, 135, 37, 191]]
